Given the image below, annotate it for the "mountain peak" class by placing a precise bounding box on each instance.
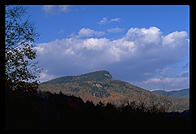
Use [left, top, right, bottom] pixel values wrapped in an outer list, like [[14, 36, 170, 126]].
[[79, 70, 112, 81], [39, 70, 189, 112], [42, 70, 112, 84]]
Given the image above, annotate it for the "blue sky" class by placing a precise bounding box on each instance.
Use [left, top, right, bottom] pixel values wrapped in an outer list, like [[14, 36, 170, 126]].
[[20, 5, 189, 91], [26, 5, 189, 43]]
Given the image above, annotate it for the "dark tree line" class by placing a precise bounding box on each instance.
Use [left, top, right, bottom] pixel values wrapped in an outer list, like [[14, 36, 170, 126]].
[[6, 86, 190, 130]]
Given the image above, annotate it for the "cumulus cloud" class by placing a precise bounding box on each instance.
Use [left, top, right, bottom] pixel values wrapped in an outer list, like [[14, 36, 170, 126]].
[[162, 31, 187, 48], [78, 28, 105, 37], [98, 17, 120, 25], [35, 26, 189, 89], [125, 27, 162, 45]]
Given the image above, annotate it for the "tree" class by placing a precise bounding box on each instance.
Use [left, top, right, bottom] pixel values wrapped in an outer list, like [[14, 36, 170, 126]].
[[5, 6, 40, 89]]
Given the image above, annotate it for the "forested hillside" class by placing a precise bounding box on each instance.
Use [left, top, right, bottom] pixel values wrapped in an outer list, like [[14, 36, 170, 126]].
[[39, 70, 189, 112]]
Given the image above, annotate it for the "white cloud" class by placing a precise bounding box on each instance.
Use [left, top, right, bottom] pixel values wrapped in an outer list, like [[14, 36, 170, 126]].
[[162, 31, 187, 48], [42, 5, 55, 13], [35, 46, 44, 53], [78, 28, 105, 37], [98, 17, 108, 25], [39, 70, 56, 82], [110, 18, 120, 22], [35, 26, 189, 90], [107, 28, 123, 33], [42, 5, 70, 14], [82, 38, 109, 50], [139, 77, 189, 90], [98, 17, 120, 25], [125, 27, 161, 45], [58, 5, 69, 12]]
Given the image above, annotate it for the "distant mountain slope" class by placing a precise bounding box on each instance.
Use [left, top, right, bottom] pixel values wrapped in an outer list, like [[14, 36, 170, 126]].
[[38, 70, 189, 112], [153, 89, 189, 99]]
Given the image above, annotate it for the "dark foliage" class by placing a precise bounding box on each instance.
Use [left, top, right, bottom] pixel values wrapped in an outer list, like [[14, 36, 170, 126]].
[[5, 6, 40, 84], [5, 82, 191, 130]]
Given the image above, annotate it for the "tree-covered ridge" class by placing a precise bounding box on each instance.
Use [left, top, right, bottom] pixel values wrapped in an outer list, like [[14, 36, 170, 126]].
[[42, 70, 112, 84], [38, 70, 189, 112]]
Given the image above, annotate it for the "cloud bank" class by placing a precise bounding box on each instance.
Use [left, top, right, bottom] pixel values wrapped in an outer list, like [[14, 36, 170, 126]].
[[139, 77, 189, 91], [35, 26, 189, 90]]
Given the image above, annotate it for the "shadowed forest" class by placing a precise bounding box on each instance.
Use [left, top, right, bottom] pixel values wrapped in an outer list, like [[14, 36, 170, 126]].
[[5, 81, 191, 130]]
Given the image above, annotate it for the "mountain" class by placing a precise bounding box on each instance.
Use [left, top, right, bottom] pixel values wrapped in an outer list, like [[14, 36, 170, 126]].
[[152, 89, 189, 99], [38, 70, 189, 112]]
